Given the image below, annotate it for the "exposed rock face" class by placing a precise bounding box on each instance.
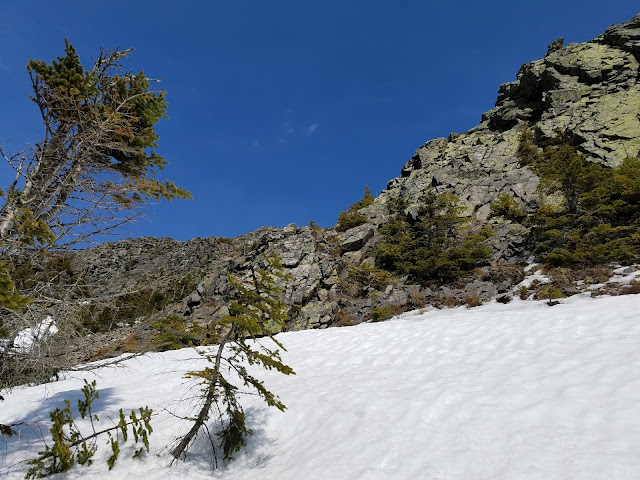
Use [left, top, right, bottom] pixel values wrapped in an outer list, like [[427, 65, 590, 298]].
[[484, 14, 640, 166], [70, 15, 640, 344], [71, 236, 222, 295]]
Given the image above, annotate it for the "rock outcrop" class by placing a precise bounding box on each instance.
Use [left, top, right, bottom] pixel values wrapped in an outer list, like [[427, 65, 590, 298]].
[[66, 14, 640, 352]]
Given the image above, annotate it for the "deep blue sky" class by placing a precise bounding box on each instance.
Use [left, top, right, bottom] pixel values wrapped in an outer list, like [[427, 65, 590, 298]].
[[1, 2, 638, 241]]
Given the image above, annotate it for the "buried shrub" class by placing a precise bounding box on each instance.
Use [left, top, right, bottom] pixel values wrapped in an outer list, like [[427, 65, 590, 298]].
[[368, 304, 405, 322], [21, 380, 152, 479], [535, 285, 566, 301], [170, 254, 294, 465]]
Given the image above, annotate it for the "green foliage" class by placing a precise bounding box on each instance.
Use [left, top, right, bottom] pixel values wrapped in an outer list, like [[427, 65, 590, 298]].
[[222, 254, 292, 338], [517, 130, 640, 266], [336, 211, 367, 232], [355, 186, 375, 209], [216, 237, 234, 245], [25, 40, 189, 201], [0, 40, 191, 390], [173, 253, 295, 464], [24, 380, 152, 479], [0, 261, 31, 314], [151, 314, 210, 351], [369, 304, 404, 322], [375, 190, 492, 283], [13, 209, 55, 248], [0, 381, 17, 435], [10, 252, 81, 294], [106, 433, 120, 470], [339, 262, 397, 297], [517, 285, 529, 300], [308, 220, 323, 232], [535, 286, 566, 301], [335, 186, 374, 232], [489, 193, 525, 220], [516, 126, 541, 166]]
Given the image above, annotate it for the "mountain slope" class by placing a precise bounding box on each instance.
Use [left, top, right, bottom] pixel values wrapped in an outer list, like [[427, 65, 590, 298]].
[[21, 14, 640, 360], [2, 292, 640, 479]]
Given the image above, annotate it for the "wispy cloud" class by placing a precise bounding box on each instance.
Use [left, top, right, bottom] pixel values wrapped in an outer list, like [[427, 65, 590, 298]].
[[276, 121, 318, 145], [306, 122, 319, 135]]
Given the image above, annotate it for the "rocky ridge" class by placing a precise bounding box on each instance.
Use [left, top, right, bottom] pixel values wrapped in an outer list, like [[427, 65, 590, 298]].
[[70, 14, 640, 355]]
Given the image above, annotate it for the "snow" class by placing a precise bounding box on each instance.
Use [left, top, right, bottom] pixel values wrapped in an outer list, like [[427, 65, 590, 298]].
[[518, 263, 550, 289], [11, 316, 58, 352], [2, 293, 640, 479]]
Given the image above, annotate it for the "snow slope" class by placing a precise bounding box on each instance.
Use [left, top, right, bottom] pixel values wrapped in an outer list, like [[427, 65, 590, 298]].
[[2, 293, 640, 479]]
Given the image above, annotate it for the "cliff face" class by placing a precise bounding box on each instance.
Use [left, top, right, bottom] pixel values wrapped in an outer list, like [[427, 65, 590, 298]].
[[70, 14, 640, 354]]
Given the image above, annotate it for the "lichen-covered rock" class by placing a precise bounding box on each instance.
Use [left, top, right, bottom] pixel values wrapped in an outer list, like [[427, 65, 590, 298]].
[[50, 14, 640, 355], [483, 19, 640, 166], [337, 224, 375, 252]]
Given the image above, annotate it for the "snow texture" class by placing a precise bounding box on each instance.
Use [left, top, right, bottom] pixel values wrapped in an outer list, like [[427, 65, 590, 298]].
[[2, 293, 640, 479]]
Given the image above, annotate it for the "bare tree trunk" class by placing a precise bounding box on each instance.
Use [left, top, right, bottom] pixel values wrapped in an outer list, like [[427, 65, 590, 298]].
[[170, 326, 234, 460]]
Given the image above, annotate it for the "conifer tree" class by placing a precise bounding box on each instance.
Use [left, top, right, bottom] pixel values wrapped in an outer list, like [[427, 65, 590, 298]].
[[0, 41, 189, 393], [375, 191, 491, 283], [171, 253, 295, 464], [1, 39, 190, 252]]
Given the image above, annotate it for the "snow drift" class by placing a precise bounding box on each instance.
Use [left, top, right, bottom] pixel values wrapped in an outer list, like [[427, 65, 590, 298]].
[[2, 293, 639, 479]]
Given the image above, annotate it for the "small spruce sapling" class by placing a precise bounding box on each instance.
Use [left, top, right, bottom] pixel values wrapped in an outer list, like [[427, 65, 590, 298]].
[[170, 253, 295, 465]]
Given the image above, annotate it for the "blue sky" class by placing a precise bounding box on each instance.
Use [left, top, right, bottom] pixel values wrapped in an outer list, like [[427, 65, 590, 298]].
[[1, 2, 638, 241]]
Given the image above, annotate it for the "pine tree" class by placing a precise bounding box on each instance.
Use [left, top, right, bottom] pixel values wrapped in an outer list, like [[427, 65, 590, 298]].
[[0, 40, 190, 392], [1, 39, 190, 249], [170, 253, 295, 464], [375, 191, 491, 283]]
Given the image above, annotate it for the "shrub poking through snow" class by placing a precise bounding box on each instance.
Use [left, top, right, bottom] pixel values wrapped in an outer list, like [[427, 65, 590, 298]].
[[23, 380, 152, 479], [535, 286, 566, 302], [369, 304, 405, 322]]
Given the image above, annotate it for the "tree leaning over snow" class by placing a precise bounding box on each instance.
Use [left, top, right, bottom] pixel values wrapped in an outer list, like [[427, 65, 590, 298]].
[[170, 253, 295, 465], [0, 40, 190, 392]]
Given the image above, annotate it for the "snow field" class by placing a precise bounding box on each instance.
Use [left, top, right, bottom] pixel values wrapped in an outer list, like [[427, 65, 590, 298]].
[[1, 293, 640, 479]]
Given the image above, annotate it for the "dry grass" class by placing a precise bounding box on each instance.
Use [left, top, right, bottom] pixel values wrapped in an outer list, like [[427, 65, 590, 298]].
[[121, 333, 139, 353], [407, 286, 427, 308], [464, 296, 482, 308], [335, 309, 355, 327]]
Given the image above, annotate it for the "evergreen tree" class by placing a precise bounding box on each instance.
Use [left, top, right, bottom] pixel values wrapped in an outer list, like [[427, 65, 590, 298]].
[[171, 253, 294, 464], [376, 191, 491, 283], [335, 186, 375, 232], [1, 39, 190, 251], [516, 129, 640, 266], [0, 41, 189, 397]]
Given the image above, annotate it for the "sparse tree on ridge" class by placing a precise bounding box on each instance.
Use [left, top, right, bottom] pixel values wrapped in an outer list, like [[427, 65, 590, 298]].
[[0, 40, 190, 393]]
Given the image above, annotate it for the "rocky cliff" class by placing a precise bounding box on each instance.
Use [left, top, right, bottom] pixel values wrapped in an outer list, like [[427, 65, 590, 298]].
[[69, 14, 640, 356]]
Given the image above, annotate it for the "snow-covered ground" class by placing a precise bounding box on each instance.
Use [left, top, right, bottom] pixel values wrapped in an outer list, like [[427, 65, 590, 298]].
[[2, 293, 640, 479]]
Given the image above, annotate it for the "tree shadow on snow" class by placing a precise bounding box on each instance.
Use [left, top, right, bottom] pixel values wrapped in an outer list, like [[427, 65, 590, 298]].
[[181, 405, 276, 471]]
